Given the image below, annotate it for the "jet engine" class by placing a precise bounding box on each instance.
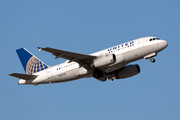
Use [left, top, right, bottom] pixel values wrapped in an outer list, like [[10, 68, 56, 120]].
[[115, 64, 140, 79], [93, 69, 106, 81], [92, 54, 116, 68]]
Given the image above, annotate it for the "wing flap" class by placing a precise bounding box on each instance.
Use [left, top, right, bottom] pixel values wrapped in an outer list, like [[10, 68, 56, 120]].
[[9, 73, 38, 80]]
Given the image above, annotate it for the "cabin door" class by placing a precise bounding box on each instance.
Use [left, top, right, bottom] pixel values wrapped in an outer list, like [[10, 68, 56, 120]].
[[47, 68, 52, 78], [138, 39, 144, 48]]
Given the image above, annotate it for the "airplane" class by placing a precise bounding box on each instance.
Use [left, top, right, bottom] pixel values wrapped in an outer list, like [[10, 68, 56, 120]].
[[9, 36, 168, 85]]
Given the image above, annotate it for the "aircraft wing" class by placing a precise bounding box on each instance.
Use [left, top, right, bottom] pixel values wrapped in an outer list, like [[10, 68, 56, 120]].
[[39, 47, 97, 69]]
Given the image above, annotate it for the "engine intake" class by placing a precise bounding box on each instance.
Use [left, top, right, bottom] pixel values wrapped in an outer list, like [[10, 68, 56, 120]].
[[115, 64, 140, 79], [92, 54, 116, 68]]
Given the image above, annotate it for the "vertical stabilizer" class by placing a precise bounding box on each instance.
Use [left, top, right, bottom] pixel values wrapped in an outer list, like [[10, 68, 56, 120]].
[[16, 48, 49, 74]]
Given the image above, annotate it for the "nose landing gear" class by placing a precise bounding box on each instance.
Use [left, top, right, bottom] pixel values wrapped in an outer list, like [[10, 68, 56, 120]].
[[144, 53, 157, 63], [149, 58, 155, 63]]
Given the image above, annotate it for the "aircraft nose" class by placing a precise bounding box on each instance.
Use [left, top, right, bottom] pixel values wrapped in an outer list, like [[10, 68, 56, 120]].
[[161, 40, 168, 49], [158, 40, 168, 52]]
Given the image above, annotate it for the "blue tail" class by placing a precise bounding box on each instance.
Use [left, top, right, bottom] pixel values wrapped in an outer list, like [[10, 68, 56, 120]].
[[16, 48, 49, 75]]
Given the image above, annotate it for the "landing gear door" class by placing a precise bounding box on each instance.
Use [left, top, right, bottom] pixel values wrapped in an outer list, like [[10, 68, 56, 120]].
[[138, 38, 144, 48]]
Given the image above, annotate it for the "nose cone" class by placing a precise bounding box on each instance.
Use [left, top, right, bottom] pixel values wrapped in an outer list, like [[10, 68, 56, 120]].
[[161, 40, 168, 49], [158, 40, 168, 52]]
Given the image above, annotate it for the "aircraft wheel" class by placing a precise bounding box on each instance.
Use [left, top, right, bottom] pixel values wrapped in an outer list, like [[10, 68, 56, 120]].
[[150, 58, 155, 63]]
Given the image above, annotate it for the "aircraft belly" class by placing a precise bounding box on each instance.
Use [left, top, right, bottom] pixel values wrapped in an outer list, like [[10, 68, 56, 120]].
[[48, 68, 81, 83]]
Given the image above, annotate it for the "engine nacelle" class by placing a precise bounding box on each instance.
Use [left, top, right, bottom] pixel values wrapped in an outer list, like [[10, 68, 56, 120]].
[[115, 64, 140, 79], [92, 54, 116, 68], [93, 69, 106, 81], [77, 68, 93, 77]]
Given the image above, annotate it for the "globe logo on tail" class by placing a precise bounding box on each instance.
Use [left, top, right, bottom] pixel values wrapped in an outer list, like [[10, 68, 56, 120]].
[[26, 56, 49, 75]]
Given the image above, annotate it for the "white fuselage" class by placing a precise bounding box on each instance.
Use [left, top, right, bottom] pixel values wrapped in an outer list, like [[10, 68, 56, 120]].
[[18, 37, 168, 85]]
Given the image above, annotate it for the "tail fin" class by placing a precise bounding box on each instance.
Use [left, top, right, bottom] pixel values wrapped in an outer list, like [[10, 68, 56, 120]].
[[16, 48, 49, 75]]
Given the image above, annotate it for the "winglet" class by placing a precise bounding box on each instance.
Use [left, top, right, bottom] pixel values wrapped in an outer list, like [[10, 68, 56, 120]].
[[37, 47, 42, 51]]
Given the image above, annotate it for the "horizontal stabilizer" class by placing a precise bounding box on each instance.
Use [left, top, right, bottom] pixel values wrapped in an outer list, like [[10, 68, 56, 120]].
[[9, 73, 38, 80]]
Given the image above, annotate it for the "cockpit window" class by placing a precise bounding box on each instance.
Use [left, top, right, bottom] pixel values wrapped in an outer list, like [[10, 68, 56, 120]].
[[149, 38, 160, 41]]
